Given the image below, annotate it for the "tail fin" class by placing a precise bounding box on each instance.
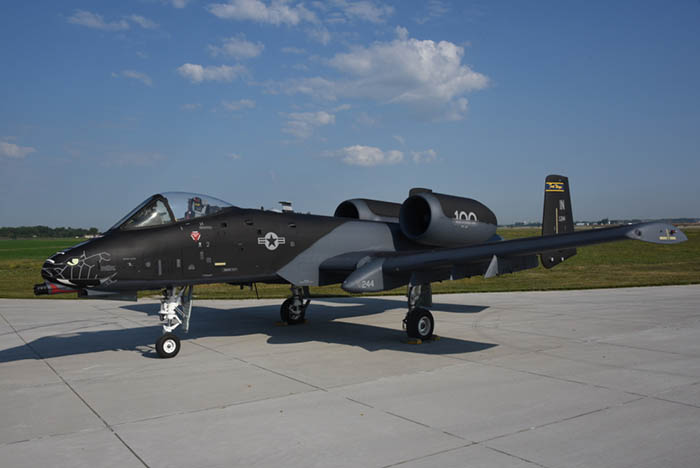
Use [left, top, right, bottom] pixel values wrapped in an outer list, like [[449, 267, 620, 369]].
[[540, 174, 577, 268]]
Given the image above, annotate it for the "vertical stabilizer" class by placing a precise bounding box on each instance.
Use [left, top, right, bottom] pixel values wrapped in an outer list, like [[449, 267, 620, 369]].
[[540, 175, 577, 268]]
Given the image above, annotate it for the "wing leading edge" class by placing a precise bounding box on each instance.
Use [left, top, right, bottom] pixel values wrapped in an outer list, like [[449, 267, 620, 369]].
[[340, 222, 687, 293]]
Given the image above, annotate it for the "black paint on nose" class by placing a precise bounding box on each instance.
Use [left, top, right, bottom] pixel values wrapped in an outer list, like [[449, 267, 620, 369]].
[[41, 250, 70, 282], [41, 259, 57, 281]]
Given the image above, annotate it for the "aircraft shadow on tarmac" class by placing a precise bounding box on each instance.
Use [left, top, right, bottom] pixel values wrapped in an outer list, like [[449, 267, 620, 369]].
[[0, 297, 496, 363]]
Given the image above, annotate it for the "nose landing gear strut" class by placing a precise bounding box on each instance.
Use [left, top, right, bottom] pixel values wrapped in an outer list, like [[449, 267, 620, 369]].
[[155, 285, 193, 358]]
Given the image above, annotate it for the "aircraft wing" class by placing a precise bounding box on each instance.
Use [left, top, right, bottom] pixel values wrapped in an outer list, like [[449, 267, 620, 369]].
[[338, 222, 687, 293]]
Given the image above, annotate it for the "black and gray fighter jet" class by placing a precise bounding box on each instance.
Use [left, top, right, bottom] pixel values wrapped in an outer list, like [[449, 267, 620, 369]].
[[35, 175, 687, 358]]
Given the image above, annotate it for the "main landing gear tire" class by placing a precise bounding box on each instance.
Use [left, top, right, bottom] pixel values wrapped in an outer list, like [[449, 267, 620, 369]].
[[280, 298, 306, 325], [405, 308, 435, 340], [156, 333, 181, 359]]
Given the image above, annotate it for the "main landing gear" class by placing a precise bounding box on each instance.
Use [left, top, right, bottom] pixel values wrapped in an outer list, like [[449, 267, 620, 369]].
[[155, 285, 193, 358], [280, 286, 310, 325], [403, 283, 435, 340]]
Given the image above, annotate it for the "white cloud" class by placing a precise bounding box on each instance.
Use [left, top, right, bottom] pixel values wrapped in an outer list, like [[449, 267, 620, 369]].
[[282, 46, 307, 54], [121, 70, 153, 86], [204, 1, 394, 46], [104, 151, 166, 167], [411, 149, 437, 163], [166, 0, 193, 7], [275, 76, 337, 100], [67, 10, 158, 31], [393, 135, 405, 145], [222, 99, 256, 111], [67, 10, 129, 31], [354, 112, 376, 126], [209, 35, 264, 59], [329, 27, 487, 116], [310, 0, 393, 24], [444, 97, 469, 121], [414, 0, 449, 24], [306, 25, 331, 45], [207, 0, 317, 25], [280, 27, 488, 119], [0, 141, 36, 159], [177, 63, 247, 83], [327, 145, 403, 166], [181, 103, 202, 110], [128, 15, 159, 29], [331, 0, 394, 23], [283, 111, 335, 139], [228, 153, 242, 160]]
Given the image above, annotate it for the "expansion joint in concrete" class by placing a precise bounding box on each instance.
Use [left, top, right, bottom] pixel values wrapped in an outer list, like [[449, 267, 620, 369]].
[[0, 311, 151, 468]]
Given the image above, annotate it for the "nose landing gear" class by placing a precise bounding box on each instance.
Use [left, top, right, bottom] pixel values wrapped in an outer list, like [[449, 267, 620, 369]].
[[155, 285, 193, 358]]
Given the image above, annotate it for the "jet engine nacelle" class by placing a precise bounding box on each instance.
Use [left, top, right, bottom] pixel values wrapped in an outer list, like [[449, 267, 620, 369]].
[[334, 199, 402, 223], [399, 189, 498, 247]]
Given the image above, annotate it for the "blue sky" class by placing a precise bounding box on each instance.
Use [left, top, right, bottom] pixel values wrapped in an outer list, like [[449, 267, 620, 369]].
[[1, 0, 698, 229]]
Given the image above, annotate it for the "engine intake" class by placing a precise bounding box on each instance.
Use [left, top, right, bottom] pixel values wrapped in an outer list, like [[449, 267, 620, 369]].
[[334, 199, 401, 223], [399, 190, 497, 247]]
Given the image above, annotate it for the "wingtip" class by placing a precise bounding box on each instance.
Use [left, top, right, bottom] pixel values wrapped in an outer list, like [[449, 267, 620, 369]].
[[625, 222, 687, 244]]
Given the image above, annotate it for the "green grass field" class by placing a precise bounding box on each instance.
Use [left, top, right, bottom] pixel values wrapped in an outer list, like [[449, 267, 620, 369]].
[[1, 228, 699, 299]]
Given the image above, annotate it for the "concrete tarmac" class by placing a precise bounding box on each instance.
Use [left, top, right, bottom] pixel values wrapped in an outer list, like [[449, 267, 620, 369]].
[[1, 285, 699, 467]]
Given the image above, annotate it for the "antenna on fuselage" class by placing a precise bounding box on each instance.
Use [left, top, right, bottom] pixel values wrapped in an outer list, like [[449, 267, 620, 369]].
[[279, 201, 293, 213]]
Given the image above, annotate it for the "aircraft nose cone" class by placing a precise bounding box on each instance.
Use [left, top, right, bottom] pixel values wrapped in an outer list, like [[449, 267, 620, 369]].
[[40, 256, 61, 282], [35, 250, 83, 296], [41, 250, 75, 283]]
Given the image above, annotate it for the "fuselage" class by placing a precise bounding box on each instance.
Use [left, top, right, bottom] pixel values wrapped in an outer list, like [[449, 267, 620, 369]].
[[40, 205, 497, 294]]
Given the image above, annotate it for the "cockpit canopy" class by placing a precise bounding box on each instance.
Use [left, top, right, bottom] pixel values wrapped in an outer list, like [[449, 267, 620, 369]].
[[110, 192, 233, 231]]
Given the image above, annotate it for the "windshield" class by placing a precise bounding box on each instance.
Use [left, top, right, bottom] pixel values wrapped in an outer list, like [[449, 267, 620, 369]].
[[110, 192, 233, 231], [109, 197, 154, 231], [121, 199, 172, 230]]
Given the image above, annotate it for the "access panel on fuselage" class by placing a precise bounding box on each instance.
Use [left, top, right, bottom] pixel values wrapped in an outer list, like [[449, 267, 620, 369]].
[[232, 213, 298, 278], [181, 221, 220, 279], [229, 210, 346, 281]]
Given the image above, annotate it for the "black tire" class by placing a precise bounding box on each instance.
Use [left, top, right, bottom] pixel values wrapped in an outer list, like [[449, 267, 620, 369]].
[[406, 308, 434, 339], [156, 333, 181, 358], [280, 298, 305, 325]]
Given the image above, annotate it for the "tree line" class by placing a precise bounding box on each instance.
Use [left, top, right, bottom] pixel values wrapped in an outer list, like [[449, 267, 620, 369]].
[[0, 226, 100, 238]]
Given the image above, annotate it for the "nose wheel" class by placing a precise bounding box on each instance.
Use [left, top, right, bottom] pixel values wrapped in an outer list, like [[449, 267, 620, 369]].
[[156, 333, 181, 358]]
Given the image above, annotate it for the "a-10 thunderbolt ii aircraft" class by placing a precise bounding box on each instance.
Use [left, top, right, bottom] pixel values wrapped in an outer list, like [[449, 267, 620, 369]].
[[35, 175, 687, 358]]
